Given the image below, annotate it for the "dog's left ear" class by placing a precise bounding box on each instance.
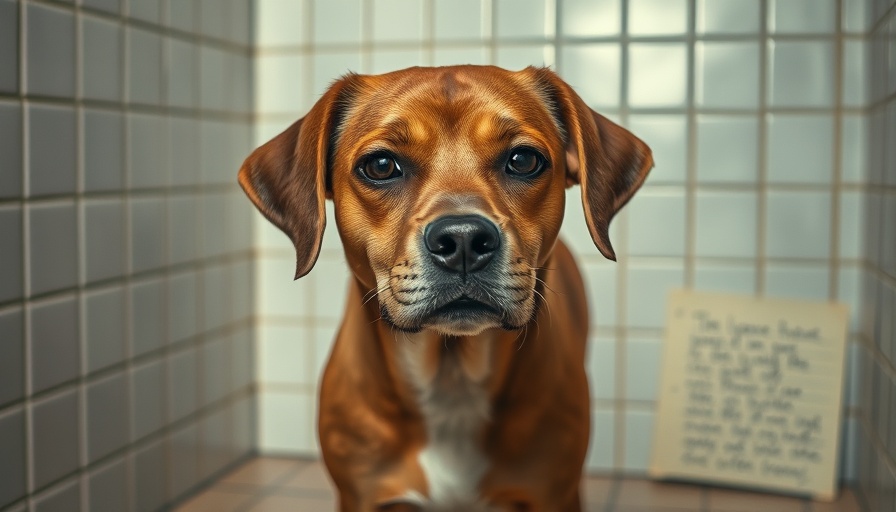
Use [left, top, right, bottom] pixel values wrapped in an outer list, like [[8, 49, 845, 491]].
[[238, 76, 356, 279], [529, 68, 654, 261]]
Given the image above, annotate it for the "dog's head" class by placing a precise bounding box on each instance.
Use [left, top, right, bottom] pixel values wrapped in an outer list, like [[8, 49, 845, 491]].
[[240, 66, 652, 336]]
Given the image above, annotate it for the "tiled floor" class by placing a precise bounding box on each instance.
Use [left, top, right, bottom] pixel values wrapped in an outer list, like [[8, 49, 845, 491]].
[[172, 457, 863, 512]]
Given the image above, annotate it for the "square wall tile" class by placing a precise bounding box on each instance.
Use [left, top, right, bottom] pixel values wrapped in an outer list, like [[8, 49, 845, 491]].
[[199, 46, 227, 111], [582, 260, 618, 328], [88, 459, 128, 512], [0, 408, 26, 507], [131, 278, 166, 357], [434, 0, 487, 40], [628, 44, 688, 108], [629, 0, 688, 35], [82, 16, 122, 102], [312, 0, 361, 44], [841, 115, 866, 184], [201, 192, 230, 258], [560, 45, 620, 109], [587, 337, 616, 400], [696, 42, 760, 108], [201, 337, 232, 406], [768, 40, 836, 107], [627, 189, 687, 257], [840, 192, 864, 260], [28, 105, 76, 197], [256, 0, 305, 47], [627, 115, 688, 184], [623, 409, 655, 471], [259, 391, 316, 453], [168, 347, 198, 421], [370, 49, 425, 75], [0, 0, 18, 93], [129, 0, 161, 23], [626, 263, 685, 329], [134, 441, 166, 511], [495, 0, 553, 39], [0, 308, 23, 406], [562, 0, 620, 37], [132, 360, 165, 440], [128, 28, 162, 105], [169, 117, 199, 186], [767, 114, 835, 184], [29, 296, 79, 393], [83, 0, 120, 14], [696, 0, 760, 33], [32, 478, 79, 512], [28, 203, 78, 295], [231, 259, 254, 321], [0, 102, 22, 198], [168, 424, 199, 500], [843, 40, 866, 108], [128, 113, 168, 189], [168, 271, 198, 343], [202, 264, 232, 331], [770, 0, 837, 33], [695, 191, 758, 258], [259, 325, 312, 385], [765, 263, 830, 299], [695, 115, 758, 183], [166, 0, 195, 31], [199, 120, 235, 185], [842, 0, 867, 32], [199, 0, 230, 39], [0, 206, 22, 302], [585, 408, 615, 471], [84, 109, 124, 192], [765, 190, 832, 259], [625, 337, 662, 401], [372, 0, 423, 42], [694, 263, 757, 294], [31, 389, 80, 489], [838, 266, 861, 332], [84, 286, 126, 373], [167, 39, 197, 109], [86, 372, 129, 462], [258, 256, 311, 317], [130, 197, 167, 273], [26, 4, 75, 97], [84, 199, 125, 283]]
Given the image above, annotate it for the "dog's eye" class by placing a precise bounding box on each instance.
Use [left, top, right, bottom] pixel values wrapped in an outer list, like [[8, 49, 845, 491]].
[[505, 149, 544, 177], [361, 155, 403, 181]]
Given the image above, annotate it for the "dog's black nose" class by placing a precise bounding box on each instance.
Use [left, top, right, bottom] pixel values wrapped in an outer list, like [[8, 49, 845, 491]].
[[424, 215, 500, 275]]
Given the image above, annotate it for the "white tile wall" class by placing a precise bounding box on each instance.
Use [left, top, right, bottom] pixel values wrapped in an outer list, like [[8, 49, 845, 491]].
[[250, 0, 874, 481]]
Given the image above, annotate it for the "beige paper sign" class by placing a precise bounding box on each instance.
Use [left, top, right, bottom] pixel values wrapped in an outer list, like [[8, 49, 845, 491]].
[[649, 289, 849, 500]]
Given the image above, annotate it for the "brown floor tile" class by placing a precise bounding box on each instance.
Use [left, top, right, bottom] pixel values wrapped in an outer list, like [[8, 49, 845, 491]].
[[173, 489, 255, 512], [811, 487, 862, 512], [281, 460, 336, 494], [707, 487, 808, 512], [219, 457, 306, 486], [246, 494, 336, 511], [614, 479, 704, 510], [582, 476, 615, 507]]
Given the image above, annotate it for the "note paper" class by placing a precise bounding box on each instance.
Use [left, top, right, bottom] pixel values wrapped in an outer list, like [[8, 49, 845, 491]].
[[649, 289, 849, 500]]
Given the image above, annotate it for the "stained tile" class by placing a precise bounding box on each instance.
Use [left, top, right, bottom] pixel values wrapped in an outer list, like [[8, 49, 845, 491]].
[[26, 3, 75, 97], [82, 16, 122, 101], [86, 372, 129, 462], [84, 286, 126, 372], [0, 102, 22, 198], [31, 389, 80, 489], [28, 105, 76, 197], [0, 408, 26, 508], [29, 296, 79, 393]]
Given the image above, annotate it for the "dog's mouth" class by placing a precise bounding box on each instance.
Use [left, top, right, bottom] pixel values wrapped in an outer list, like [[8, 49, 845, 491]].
[[428, 296, 501, 319]]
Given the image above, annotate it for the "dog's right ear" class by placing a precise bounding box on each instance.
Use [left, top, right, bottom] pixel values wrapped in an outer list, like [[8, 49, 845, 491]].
[[238, 77, 356, 279]]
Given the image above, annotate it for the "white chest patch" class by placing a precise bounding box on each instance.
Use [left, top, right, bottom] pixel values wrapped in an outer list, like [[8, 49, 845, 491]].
[[399, 335, 493, 509]]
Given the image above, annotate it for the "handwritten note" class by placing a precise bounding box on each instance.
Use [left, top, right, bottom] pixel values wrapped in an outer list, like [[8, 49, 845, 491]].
[[649, 289, 849, 500]]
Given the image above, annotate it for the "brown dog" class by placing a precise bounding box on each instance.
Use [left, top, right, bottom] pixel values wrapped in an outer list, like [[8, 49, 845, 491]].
[[239, 66, 652, 511]]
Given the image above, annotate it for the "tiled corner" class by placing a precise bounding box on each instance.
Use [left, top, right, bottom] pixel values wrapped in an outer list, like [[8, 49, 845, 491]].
[[26, 3, 75, 98], [28, 105, 76, 197], [0, 102, 22, 199], [86, 372, 129, 462], [81, 16, 122, 102], [30, 389, 80, 489], [29, 295, 79, 394], [83, 286, 126, 373]]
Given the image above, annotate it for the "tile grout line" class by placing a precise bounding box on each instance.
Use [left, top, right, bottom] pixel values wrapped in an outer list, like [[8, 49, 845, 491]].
[[755, 0, 769, 295], [684, 0, 698, 289]]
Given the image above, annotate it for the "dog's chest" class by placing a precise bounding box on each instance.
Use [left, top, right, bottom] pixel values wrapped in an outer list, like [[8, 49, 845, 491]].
[[399, 336, 493, 508]]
